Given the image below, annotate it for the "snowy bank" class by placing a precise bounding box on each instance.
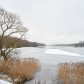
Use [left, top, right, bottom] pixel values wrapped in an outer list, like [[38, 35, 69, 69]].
[[0, 79, 12, 84]]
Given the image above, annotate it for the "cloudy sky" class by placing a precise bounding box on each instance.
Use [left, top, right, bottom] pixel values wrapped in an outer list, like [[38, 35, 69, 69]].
[[0, 0, 84, 44]]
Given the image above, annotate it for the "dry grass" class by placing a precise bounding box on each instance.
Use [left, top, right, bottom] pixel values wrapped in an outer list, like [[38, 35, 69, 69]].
[[58, 62, 84, 84], [0, 57, 40, 83]]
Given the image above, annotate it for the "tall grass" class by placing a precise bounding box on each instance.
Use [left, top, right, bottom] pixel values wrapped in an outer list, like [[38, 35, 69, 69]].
[[0, 57, 40, 83], [58, 62, 84, 84]]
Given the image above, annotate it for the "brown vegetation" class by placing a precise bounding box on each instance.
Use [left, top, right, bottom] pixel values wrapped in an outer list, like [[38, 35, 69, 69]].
[[58, 62, 84, 84], [0, 58, 40, 83], [0, 36, 45, 48]]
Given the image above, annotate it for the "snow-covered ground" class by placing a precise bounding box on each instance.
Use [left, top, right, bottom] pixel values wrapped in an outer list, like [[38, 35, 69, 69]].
[[0, 79, 12, 84], [16, 47, 84, 84]]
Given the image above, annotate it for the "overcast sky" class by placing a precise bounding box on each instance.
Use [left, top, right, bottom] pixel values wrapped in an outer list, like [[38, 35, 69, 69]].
[[0, 0, 84, 44]]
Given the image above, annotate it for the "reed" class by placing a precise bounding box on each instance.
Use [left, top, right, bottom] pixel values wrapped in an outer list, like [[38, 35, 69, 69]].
[[58, 62, 84, 84], [0, 57, 40, 83]]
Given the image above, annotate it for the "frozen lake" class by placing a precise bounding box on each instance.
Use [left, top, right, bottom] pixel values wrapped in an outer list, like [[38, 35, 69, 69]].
[[17, 46, 84, 84]]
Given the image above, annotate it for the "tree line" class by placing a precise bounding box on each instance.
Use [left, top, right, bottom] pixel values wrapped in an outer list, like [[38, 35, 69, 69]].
[[73, 41, 84, 47], [0, 35, 45, 48]]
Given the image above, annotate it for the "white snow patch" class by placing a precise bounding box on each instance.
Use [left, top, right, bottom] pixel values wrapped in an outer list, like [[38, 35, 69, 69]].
[[45, 49, 83, 57], [29, 51, 39, 53], [0, 79, 12, 84]]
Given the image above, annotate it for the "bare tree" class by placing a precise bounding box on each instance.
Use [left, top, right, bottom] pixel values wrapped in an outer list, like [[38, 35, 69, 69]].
[[0, 7, 28, 60]]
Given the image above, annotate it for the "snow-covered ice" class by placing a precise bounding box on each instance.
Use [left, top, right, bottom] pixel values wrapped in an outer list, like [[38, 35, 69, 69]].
[[45, 49, 83, 57], [18, 47, 84, 65]]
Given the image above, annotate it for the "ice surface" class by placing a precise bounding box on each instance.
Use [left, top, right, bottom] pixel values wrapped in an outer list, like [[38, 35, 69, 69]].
[[18, 47, 84, 65]]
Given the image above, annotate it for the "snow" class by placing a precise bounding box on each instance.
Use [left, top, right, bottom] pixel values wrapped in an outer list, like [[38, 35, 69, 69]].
[[45, 49, 83, 57], [0, 79, 12, 84]]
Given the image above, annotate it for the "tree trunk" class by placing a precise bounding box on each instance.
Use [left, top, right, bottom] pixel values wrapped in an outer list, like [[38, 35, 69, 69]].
[[4, 56, 8, 61], [0, 51, 8, 61]]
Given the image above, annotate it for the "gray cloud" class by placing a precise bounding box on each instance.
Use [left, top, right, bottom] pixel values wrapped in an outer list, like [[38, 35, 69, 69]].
[[0, 0, 84, 44]]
